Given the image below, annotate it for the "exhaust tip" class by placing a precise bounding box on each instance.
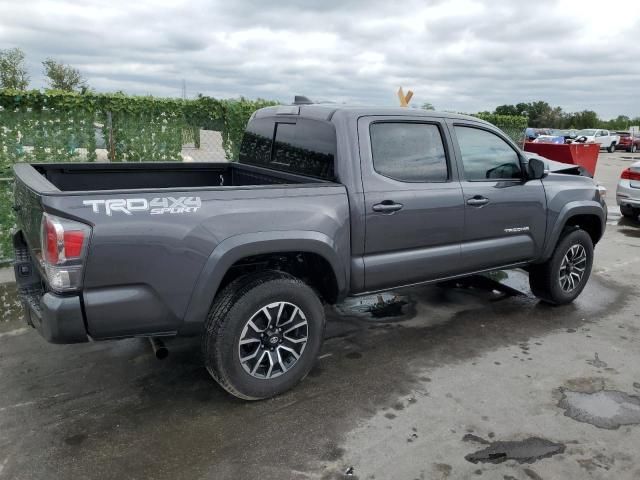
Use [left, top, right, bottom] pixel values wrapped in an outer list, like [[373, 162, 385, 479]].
[[148, 337, 169, 360]]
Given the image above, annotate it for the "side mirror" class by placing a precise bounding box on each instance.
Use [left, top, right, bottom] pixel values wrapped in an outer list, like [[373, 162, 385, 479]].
[[527, 157, 547, 180]]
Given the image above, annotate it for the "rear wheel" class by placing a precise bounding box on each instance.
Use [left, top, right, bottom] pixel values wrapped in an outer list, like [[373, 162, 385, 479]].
[[202, 270, 325, 400], [529, 229, 594, 305], [607, 143, 616, 153], [620, 204, 640, 219], [632, 144, 638, 154]]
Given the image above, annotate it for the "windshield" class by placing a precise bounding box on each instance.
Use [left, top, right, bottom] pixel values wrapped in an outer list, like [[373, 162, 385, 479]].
[[576, 129, 597, 136]]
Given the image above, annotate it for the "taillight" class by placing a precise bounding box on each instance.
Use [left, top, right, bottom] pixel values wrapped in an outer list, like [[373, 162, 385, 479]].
[[41, 214, 91, 292], [621, 168, 640, 181]]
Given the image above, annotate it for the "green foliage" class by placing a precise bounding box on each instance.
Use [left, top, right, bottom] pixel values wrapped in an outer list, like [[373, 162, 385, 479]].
[[220, 97, 277, 161], [421, 102, 435, 111], [0, 89, 277, 259], [0, 180, 13, 260], [492, 101, 640, 130], [0, 48, 29, 91], [42, 58, 87, 92], [473, 113, 528, 143]]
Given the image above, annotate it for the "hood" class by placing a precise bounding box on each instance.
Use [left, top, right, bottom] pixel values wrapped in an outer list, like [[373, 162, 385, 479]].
[[523, 152, 589, 176]]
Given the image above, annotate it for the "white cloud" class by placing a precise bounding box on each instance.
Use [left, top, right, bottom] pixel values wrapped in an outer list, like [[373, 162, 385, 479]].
[[1, 0, 639, 117]]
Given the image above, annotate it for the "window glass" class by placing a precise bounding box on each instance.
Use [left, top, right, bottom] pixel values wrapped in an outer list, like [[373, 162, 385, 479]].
[[239, 118, 336, 180], [369, 122, 448, 182], [455, 126, 522, 181], [238, 118, 274, 166]]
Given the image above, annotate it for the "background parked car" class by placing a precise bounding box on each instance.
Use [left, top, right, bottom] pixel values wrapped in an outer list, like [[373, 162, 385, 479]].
[[525, 128, 552, 141], [616, 160, 640, 219], [550, 129, 578, 142], [615, 132, 640, 153], [574, 129, 620, 152]]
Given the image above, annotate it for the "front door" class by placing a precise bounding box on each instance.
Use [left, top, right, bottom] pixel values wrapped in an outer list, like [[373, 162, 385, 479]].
[[358, 116, 465, 291], [448, 122, 547, 272]]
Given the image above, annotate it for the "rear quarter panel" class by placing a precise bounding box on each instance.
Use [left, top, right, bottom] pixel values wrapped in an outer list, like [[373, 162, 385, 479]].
[[41, 185, 349, 338]]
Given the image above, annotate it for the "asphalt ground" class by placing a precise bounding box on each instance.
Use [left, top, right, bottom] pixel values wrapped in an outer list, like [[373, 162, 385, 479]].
[[0, 151, 638, 480]]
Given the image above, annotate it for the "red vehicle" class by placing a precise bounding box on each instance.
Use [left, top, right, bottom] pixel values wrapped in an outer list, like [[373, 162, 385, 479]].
[[615, 132, 640, 153]]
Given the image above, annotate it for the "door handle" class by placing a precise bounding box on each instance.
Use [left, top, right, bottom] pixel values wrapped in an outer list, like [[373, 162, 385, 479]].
[[372, 201, 404, 213], [466, 196, 489, 207]]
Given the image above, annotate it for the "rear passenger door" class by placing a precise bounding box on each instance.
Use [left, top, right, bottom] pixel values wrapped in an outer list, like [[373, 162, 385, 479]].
[[358, 116, 465, 291], [448, 122, 547, 271]]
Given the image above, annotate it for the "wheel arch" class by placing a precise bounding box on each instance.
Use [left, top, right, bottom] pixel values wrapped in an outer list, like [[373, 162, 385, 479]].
[[541, 201, 605, 262], [181, 231, 347, 333]]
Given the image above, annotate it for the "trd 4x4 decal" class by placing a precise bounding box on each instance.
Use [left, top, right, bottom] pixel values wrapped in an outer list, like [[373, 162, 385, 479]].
[[83, 197, 202, 216]]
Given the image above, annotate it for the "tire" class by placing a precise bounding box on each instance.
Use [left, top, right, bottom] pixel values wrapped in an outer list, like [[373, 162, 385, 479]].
[[202, 270, 325, 400], [607, 143, 616, 153], [529, 229, 594, 305], [632, 144, 638, 154], [620, 205, 639, 219]]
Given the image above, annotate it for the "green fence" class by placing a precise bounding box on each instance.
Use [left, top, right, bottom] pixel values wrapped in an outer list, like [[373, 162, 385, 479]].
[[0, 91, 277, 261], [0, 179, 12, 260], [473, 113, 528, 145]]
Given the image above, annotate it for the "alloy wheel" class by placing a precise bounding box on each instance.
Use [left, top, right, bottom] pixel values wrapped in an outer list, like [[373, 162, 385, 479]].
[[559, 244, 587, 293], [238, 301, 309, 379]]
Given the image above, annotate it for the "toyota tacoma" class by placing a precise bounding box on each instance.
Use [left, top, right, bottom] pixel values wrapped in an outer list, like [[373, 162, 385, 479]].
[[12, 103, 607, 399]]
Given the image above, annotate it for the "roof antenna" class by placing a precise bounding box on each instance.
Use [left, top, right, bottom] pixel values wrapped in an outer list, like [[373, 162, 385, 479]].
[[293, 95, 313, 105]]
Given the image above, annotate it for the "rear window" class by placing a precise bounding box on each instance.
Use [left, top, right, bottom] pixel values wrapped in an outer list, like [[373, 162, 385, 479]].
[[239, 118, 336, 180], [369, 122, 448, 182]]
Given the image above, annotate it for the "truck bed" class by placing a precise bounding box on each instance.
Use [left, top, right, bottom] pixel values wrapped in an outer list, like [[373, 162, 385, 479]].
[[24, 162, 329, 193], [12, 160, 349, 341]]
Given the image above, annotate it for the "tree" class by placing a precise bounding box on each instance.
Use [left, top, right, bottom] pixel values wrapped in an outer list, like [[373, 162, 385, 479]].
[[0, 47, 29, 90], [42, 58, 87, 92], [494, 104, 519, 116], [566, 110, 600, 130], [421, 102, 435, 111]]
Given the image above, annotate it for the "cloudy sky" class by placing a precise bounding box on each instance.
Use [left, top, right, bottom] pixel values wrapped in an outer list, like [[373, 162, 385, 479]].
[[1, 0, 639, 118]]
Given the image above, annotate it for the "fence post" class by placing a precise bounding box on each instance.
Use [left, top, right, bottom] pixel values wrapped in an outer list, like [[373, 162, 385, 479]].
[[107, 111, 116, 162]]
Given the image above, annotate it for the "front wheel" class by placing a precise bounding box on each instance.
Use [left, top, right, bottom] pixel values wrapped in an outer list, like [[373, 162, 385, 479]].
[[632, 144, 638, 154], [529, 229, 594, 305], [202, 271, 325, 400]]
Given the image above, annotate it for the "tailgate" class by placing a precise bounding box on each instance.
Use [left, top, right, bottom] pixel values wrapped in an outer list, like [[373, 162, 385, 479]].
[[13, 166, 47, 258]]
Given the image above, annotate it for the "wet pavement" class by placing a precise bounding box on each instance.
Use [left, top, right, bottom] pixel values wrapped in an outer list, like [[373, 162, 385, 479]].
[[1, 152, 639, 479]]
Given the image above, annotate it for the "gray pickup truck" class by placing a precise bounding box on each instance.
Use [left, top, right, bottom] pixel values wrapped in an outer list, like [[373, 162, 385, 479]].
[[12, 104, 606, 399]]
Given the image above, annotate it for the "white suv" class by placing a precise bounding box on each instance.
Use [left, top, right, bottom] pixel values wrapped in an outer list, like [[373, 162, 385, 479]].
[[575, 129, 620, 153]]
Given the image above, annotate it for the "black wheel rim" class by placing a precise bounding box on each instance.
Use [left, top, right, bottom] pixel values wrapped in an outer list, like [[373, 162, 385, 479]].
[[238, 301, 309, 379]]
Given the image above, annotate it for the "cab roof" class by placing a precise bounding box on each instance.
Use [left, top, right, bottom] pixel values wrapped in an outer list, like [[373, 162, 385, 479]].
[[253, 104, 490, 125]]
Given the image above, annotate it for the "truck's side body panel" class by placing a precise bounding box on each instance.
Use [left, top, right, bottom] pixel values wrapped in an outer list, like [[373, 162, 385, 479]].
[[38, 184, 349, 338]]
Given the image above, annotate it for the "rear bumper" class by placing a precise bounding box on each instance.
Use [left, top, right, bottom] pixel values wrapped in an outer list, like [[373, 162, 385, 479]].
[[13, 230, 89, 344], [616, 180, 640, 207], [20, 291, 88, 344]]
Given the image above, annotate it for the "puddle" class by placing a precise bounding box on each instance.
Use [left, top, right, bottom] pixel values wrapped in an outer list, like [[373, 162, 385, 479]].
[[0, 283, 22, 323], [619, 228, 640, 238], [464, 436, 565, 464], [334, 292, 413, 321], [558, 389, 640, 429]]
